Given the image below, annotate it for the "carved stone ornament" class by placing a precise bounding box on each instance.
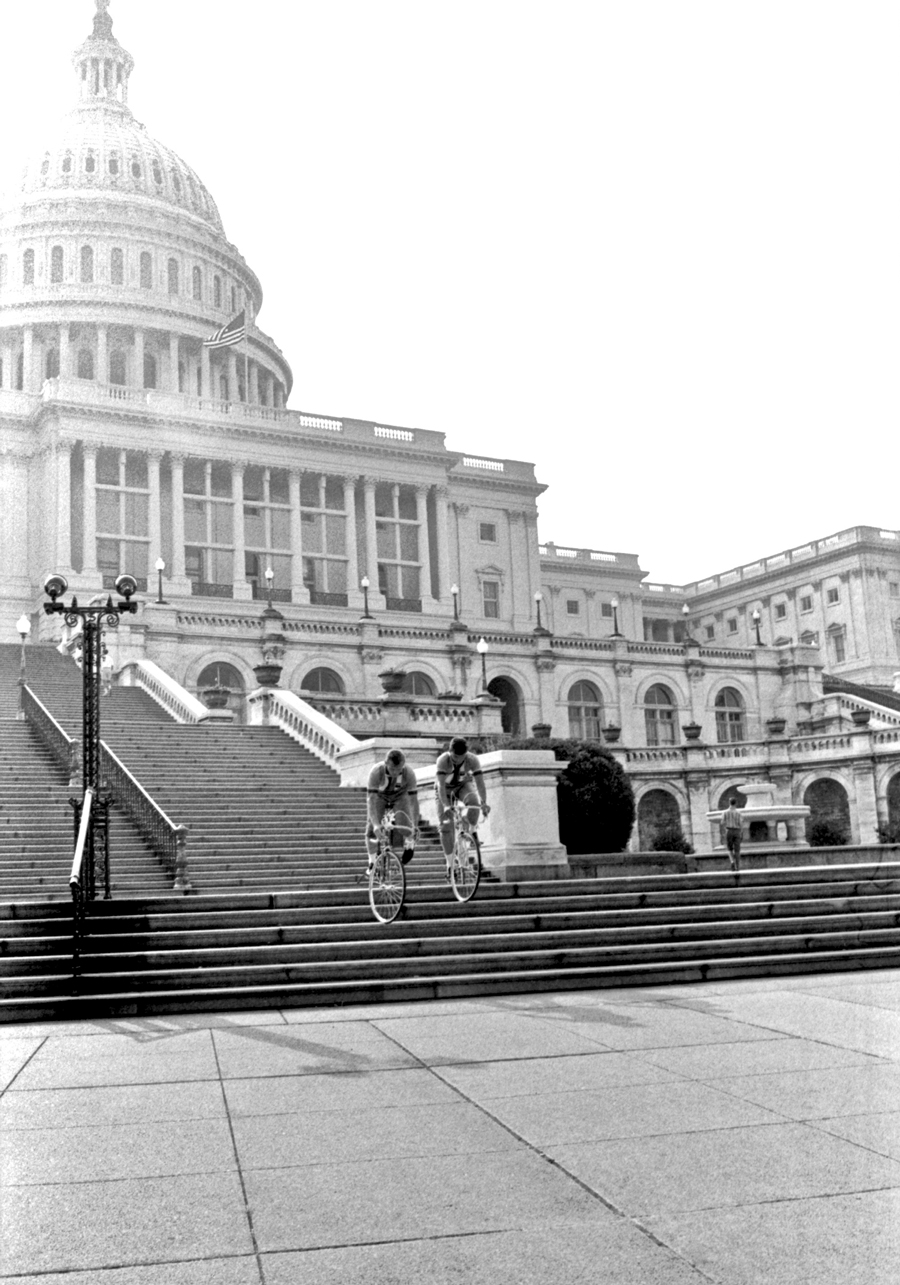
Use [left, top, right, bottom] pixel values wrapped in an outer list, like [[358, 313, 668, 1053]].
[[535, 657, 557, 672], [613, 661, 633, 677], [687, 662, 705, 683], [361, 648, 384, 664]]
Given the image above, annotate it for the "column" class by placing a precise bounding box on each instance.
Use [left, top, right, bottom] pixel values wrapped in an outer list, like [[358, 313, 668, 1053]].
[[274, 382, 284, 409], [289, 469, 310, 605], [434, 485, 451, 606], [415, 484, 435, 604], [200, 343, 211, 399], [170, 453, 187, 581], [227, 351, 238, 402], [132, 327, 144, 389], [231, 461, 252, 599], [55, 437, 73, 570], [82, 444, 99, 578], [266, 372, 275, 406], [22, 326, 34, 392], [59, 324, 71, 379], [96, 323, 108, 385], [342, 476, 363, 609], [0, 338, 11, 390], [168, 333, 180, 393], [147, 449, 163, 574], [362, 476, 386, 610], [251, 361, 261, 405]]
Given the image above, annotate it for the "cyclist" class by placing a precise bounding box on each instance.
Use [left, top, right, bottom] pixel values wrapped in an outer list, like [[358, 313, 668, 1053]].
[[366, 748, 419, 869], [436, 736, 490, 875]]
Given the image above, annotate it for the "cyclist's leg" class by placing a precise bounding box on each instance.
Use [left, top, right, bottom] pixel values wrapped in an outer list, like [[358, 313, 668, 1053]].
[[460, 786, 481, 834], [392, 798, 416, 863], [366, 796, 386, 862], [437, 783, 455, 858]]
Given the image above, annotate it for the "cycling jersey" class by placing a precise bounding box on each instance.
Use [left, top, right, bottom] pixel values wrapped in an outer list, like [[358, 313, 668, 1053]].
[[435, 751, 482, 795], [367, 762, 418, 805]]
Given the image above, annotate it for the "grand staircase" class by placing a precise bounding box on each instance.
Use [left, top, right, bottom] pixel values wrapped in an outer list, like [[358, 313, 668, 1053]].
[[2, 864, 900, 1021]]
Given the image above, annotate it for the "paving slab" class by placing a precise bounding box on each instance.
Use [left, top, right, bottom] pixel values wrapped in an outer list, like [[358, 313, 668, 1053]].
[[0, 1258, 262, 1285], [281, 998, 499, 1023], [811, 1110, 900, 1162], [548, 1121, 900, 1216], [0, 1080, 225, 1131], [635, 1036, 887, 1080], [224, 1066, 458, 1118], [1, 1117, 236, 1185], [705, 1063, 900, 1119], [211, 1021, 418, 1078], [646, 1187, 900, 1285], [476, 1080, 784, 1146], [0, 1012, 287, 1041], [0, 1037, 43, 1089], [243, 1150, 604, 1252], [262, 1219, 711, 1284], [437, 1049, 680, 1099], [372, 1011, 617, 1063], [8, 1031, 218, 1090], [0, 1171, 253, 1276], [799, 978, 900, 1012], [233, 1099, 520, 1169]]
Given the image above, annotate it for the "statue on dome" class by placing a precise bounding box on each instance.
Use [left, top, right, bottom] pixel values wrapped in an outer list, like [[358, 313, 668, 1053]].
[[93, 0, 114, 39]]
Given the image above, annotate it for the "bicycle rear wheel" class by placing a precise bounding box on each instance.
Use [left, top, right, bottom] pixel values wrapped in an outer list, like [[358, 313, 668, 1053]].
[[368, 844, 406, 923], [450, 829, 481, 902]]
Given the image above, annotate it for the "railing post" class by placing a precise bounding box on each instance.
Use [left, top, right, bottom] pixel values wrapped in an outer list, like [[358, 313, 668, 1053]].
[[173, 825, 192, 893]]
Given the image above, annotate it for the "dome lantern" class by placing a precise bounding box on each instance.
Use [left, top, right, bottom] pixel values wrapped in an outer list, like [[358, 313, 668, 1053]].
[[72, 0, 135, 110]]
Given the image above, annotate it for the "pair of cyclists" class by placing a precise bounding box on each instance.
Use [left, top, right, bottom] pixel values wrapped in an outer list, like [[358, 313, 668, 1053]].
[[365, 737, 490, 877]]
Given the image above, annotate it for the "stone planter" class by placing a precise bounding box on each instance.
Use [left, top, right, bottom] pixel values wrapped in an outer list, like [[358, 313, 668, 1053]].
[[253, 663, 282, 688], [851, 708, 872, 726], [437, 691, 463, 701], [602, 724, 621, 744], [766, 717, 787, 736], [378, 669, 405, 694], [682, 722, 702, 741], [531, 722, 552, 740], [202, 686, 231, 710]]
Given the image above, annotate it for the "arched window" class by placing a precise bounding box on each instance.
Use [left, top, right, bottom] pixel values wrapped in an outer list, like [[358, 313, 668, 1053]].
[[131, 157, 142, 179], [40, 154, 50, 176], [167, 258, 178, 295], [80, 245, 93, 283], [84, 152, 96, 174], [400, 671, 436, 697], [197, 663, 244, 692], [45, 348, 59, 379], [715, 687, 746, 743], [110, 247, 124, 285], [62, 153, 73, 175], [143, 353, 157, 390], [637, 789, 682, 850], [644, 684, 676, 746], [139, 251, 153, 289], [568, 680, 603, 740], [192, 265, 202, 301], [804, 778, 851, 845], [108, 153, 120, 176], [171, 169, 182, 196], [887, 773, 900, 841], [109, 350, 126, 386], [178, 360, 185, 393], [23, 249, 35, 285], [76, 348, 94, 380], [301, 668, 344, 694], [152, 161, 163, 186], [214, 275, 222, 308], [50, 245, 64, 284]]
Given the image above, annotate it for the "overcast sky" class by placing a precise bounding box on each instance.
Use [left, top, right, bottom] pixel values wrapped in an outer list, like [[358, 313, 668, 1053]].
[[2, 1, 897, 585]]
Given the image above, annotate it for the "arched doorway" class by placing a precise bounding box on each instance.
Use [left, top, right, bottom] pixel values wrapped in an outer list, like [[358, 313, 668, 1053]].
[[637, 788, 681, 850], [487, 676, 521, 736], [886, 773, 900, 841], [804, 778, 851, 845], [197, 662, 245, 721]]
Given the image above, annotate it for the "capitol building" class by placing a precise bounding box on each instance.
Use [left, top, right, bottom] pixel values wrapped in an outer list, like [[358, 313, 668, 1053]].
[[2, 1, 900, 854]]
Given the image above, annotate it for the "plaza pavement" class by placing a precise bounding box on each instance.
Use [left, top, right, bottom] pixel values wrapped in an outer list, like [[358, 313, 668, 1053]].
[[2, 970, 900, 1283]]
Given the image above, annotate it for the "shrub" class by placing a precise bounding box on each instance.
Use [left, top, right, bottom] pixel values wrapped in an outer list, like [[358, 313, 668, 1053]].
[[808, 820, 849, 847], [648, 823, 694, 855], [877, 823, 900, 845], [498, 737, 636, 855]]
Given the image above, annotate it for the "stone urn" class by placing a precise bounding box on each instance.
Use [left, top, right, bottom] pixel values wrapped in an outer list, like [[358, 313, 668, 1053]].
[[531, 722, 552, 740], [682, 721, 702, 741], [851, 707, 872, 726], [202, 686, 231, 710], [253, 662, 282, 688], [437, 690, 463, 701], [766, 716, 787, 736], [378, 669, 405, 694], [602, 724, 621, 744]]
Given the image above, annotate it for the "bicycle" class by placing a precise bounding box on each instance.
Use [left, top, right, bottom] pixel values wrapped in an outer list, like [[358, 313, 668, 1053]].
[[446, 797, 488, 903], [366, 808, 415, 923]]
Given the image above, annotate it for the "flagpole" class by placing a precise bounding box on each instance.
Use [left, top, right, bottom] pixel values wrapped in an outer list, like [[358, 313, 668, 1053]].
[[244, 295, 250, 406]]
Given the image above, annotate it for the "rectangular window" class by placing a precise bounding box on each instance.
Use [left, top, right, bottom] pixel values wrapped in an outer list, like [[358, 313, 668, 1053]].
[[601, 602, 613, 618], [483, 580, 500, 618], [800, 594, 813, 613], [479, 522, 497, 543], [705, 624, 715, 640], [826, 587, 840, 605], [566, 599, 580, 615], [890, 582, 899, 599], [775, 602, 786, 620], [727, 617, 738, 634], [832, 631, 846, 663]]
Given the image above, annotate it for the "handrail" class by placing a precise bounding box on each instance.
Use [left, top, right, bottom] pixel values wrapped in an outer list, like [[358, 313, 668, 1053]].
[[248, 687, 357, 769], [22, 684, 74, 773], [70, 788, 94, 892], [118, 659, 207, 723], [101, 743, 191, 892], [69, 788, 94, 983]]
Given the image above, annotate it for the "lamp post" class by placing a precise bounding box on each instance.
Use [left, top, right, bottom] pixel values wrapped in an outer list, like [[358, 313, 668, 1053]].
[[681, 601, 693, 643], [42, 572, 139, 900], [752, 608, 763, 647], [476, 635, 489, 692], [264, 564, 274, 610], [610, 596, 622, 637], [533, 589, 550, 635], [154, 557, 166, 604], [16, 613, 30, 720], [360, 574, 373, 619], [451, 583, 460, 622]]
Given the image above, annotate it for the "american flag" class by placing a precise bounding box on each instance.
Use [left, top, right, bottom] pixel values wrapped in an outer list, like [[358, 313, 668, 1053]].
[[203, 310, 245, 349]]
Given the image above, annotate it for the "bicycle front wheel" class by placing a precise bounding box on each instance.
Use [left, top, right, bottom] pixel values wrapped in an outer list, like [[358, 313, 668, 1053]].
[[450, 829, 481, 902], [368, 847, 406, 923]]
